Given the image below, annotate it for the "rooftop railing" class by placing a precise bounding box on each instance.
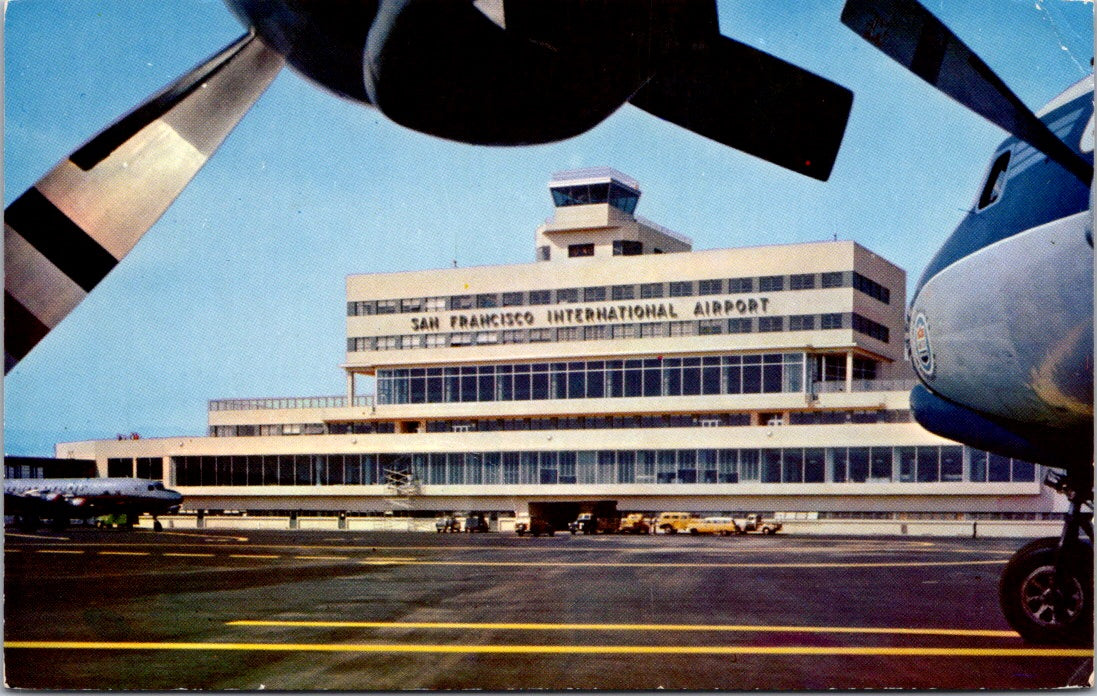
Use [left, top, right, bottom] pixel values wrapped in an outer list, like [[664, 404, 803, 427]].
[[209, 395, 375, 412], [812, 379, 918, 394], [633, 215, 694, 246]]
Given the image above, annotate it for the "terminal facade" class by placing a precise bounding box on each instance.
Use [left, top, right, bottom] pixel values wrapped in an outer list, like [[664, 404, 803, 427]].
[[59, 168, 1059, 520]]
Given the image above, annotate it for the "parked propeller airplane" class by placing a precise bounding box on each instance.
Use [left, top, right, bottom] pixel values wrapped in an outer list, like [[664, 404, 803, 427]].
[[4, 477, 184, 532], [3, 0, 853, 372], [842, 0, 1093, 645]]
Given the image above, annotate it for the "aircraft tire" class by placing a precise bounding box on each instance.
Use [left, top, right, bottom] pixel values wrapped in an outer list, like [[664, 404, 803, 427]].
[[998, 537, 1093, 645]]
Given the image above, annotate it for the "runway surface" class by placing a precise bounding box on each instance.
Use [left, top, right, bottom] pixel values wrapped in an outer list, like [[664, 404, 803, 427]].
[[4, 528, 1092, 689]]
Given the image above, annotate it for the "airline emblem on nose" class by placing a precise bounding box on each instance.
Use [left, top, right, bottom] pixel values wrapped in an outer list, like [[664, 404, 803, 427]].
[[911, 312, 934, 378]]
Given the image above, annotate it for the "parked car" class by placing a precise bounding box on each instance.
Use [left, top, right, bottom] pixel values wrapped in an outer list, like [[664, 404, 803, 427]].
[[686, 516, 741, 536]]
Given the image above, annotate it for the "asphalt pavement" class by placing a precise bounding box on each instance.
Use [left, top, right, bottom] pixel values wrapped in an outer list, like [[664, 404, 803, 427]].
[[3, 528, 1092, 689]]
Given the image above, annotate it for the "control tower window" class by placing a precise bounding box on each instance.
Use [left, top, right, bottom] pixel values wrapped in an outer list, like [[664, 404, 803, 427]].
[[608, 182, 639, 213], [550, 182, 639, 214], [613, 240, 642, 256], [568, 244, 595, 258]]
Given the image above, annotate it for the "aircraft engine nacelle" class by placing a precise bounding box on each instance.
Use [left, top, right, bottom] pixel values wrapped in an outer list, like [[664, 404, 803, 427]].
[[225, 0, 715, 145]]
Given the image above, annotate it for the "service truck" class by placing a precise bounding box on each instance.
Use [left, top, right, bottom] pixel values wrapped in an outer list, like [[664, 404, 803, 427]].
[[734, 513, 783, 535], [655, 511, 697, 534], [618, 513, 651, 534]]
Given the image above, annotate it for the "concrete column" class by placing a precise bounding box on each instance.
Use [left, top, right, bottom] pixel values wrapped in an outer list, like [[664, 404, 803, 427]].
[[346, 371, 355, 405], [845, 351, 854, 392]]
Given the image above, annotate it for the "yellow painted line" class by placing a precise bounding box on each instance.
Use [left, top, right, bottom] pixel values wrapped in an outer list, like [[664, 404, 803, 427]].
[[5, 549, 21, 553], [163, 553, 216, 558], [226, 620, 1019, 639], [154, 531, 250, 542], [359, 557, 417, 564], [4, 641, 1091, 658], [294, 555, 351, 561], [3, 532, 69, 540], [228, 554, 281, 560], [98, 551, 150, 556], [34, 549, 83, 555], [355, 559, 1006, 569]]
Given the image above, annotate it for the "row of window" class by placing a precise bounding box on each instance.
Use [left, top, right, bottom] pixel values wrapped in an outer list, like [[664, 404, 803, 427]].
[[169, 446, 1036, 487], [348, 312, 890, 353], [346, 271, 890, 317], [377, 353, 807, 404], [425, 410, 913, 432], [210, 423, 355, 438], [209, 409, 914, 438]]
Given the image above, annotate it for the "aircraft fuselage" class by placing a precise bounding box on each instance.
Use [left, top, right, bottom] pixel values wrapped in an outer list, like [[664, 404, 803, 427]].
[[4, 477, 184, 525], [907, 76, 1094, 469]]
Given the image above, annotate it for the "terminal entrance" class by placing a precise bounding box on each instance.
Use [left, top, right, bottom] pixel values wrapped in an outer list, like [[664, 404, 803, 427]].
[[527, 501, 582, 532]]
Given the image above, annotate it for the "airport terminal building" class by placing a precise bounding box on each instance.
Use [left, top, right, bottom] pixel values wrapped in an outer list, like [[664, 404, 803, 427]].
[[58, 168, 1060, 522]]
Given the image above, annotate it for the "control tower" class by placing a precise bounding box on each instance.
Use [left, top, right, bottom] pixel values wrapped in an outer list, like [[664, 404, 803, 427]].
[[535, 167, 692, 262]]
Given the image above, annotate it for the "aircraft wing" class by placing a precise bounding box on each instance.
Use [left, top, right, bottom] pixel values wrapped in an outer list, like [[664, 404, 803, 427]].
[[841, 0, 1092, 183], [628, 35, 853, 182], [4, 33, 285, 373]]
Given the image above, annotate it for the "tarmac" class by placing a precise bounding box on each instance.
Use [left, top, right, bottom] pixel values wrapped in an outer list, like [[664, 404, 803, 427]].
[[3, 528, 1092, 689]]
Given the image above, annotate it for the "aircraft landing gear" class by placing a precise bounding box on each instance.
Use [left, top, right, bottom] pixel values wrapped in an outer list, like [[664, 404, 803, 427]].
[[998, 469, 1093, 645]]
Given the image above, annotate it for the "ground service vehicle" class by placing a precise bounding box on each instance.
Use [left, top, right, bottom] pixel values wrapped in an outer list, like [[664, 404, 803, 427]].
[[567, 500, 620, 534], [655, 512, 696, 534], [463, 513, 489, 532], [435, 516, 459, 533], [618, 513, 651, 534], [687, 516, 741, 536], [736, 514, 782, 535], [514, 514, 554, 537]]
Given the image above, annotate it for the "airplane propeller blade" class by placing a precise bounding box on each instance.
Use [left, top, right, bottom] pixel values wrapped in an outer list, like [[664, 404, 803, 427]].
[[4, 32, 285, 373], [841, 0, 1093, 184], [628, 35, 854, 181]]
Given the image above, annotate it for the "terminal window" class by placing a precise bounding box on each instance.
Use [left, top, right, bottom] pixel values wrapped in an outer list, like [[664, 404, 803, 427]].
[[728, 277, 754, 293], [611, 284, 635, 300], [821, 271, 846, 288], [698, 279, 724, 295], [790, 274, 816, 290], [759, 275, 785, 292], [556, 288, 580, 303], [583, 286, 607, 302], [789, 315, 815, 331], [669, 281, 694, 297], [758, 317, 783, 332], [612, 240, 643, 256]]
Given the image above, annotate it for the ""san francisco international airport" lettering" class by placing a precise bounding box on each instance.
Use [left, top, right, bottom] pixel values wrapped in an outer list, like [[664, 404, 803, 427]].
[[411, 296, 770, 332]]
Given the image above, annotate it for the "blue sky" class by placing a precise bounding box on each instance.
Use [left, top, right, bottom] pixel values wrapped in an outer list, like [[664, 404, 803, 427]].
[[4, 0, 1093, 456]]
